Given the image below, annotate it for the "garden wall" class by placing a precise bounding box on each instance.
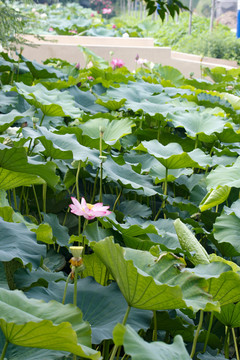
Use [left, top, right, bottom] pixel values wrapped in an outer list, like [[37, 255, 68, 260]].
[[22, 35, 238, 78]]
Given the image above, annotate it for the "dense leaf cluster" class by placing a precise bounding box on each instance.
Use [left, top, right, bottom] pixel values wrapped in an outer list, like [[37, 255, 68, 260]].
[[1, 48, 240, 359]]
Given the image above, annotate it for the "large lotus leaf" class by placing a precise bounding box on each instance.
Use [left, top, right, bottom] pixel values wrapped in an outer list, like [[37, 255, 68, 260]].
[[42, 213, 69, 247], [104, 81, 164, 102], [37, 126, 100, 166], [11, 83, 81, 118], [135, 140, 212, 169], [206, 157, 240, 190], [213, 213, 240, 257], [155, 65, 185, 86], [0, 107, 35, 133], [0, 288, 100, 359], [117, 200, 152, 219], [0, 91, 19, 113], [82, 252, 112, 285], [27, 277, 152, 344], [0, 329, 70, 360], [14, 267, 65, 290], [169, 110, 227, 139], [92, 237, 217, 312], [79, 117, 134, 145], [188, 262, 240, 305], [150, 162, 192, 183], [83, 221, 113, 243], [102, 213, 158, 238], [224, 199, 240, 218], [113, 324, 191, 360], [0, 218, 46, 268], [0, 262, 9, 289], [0, 145, 59, 188], [103, 157, 162, 196], [124, 95, 177, 116], [124, 151, 160, 173], [214, 302, 240, 328], [23, 57, 68, 80], [68, 86, 108, 114], [198, 352, 236, 360], [0, 167, 45, 190], [221, 93, 240, 110], [96, 98, 126, 111]]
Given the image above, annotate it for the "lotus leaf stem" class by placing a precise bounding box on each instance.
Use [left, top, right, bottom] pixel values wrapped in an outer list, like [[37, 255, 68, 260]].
[[62, 272, 72, 305], [32, 185, 42, 223], [109, 305, 131, 360], [190, 310, 204, 358], [232, 328, 239, 360], [203, 312, 214, 353], [0, 340, 9, 360], [152, 310, 158, 341]]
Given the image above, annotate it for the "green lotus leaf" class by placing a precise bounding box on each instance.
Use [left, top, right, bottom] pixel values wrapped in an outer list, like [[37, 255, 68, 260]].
[[68, 86, 108, 114], [79, 117, 134, 145], [37, 126, 100, 166], [150, 162, 192, 183], [83, 221, 113, 243], [113, 324, 191, 360], [213, 213, 240, 257], [0, 288, 100, 359], [221, 92, 240, 110], [0, 262, 9, 289], [23, 56, 68, 80], [199, 185, 231, 212], [0, 107, 35, 133], [168, 109, 227, 139], [27, 277, 152, 344], [0, 146, 59, 188], [0, 167, 45, 190], [135, 140, 212, 169], [92, 237, 218, 312], [42, 213, 69, 247], [0, 217, 46, 268], [214, 302, 240, 328], [14, 267, 65, 290], [96, 98, 126, 111], [11, 83, 82, 118], [0, 329, 70, 360], [198, 352, 233, 360], [103, 157, 162, 196], [206, 157, 240, 190], [117, 200, 152, 219]]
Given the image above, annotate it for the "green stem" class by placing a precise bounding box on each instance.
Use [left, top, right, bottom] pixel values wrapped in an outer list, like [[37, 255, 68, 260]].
[[152, 310, 158, 341], [203, 312, 214, 353], [154, 168, 168, 221], [109, 306, 131, 360], [112, 190, 122, 212], [73, 269, 78, 306], [42, 183, 47, 213], [39, 113, 45, 126], [12, 188, 17, 209], [224, 326, 230, 359], [32, 185, 42, 223], [99, 162, 103, 203], [232, 328, 239, 360], [90, 168, 100, 204], [62, 273, 72, 305], [0, 340, 9, 360], [190, 310, 204, 358]]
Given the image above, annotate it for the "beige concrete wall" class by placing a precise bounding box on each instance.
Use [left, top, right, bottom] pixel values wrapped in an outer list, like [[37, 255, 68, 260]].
[[21, 35, 238, 78]]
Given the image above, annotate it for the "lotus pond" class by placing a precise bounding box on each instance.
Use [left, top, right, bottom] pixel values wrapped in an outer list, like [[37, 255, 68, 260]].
[[1, 49, 240, 360]]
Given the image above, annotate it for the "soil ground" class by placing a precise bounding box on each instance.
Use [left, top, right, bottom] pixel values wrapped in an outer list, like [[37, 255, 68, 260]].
[[216, 10, 237, 29]]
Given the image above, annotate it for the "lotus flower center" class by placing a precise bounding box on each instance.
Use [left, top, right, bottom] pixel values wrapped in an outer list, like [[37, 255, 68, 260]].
[[87, 203, 94, 210]]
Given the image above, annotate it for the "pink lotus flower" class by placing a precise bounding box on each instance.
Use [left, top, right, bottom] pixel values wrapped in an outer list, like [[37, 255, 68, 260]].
[[48, 27, 54, 32], [102, 8, 112, 14], [111, 58, 124, 70], [112, 24, 116, 29], [69, 197, 111, 220], [91, 12, 95, 17], [69, 29, 77, 34]]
